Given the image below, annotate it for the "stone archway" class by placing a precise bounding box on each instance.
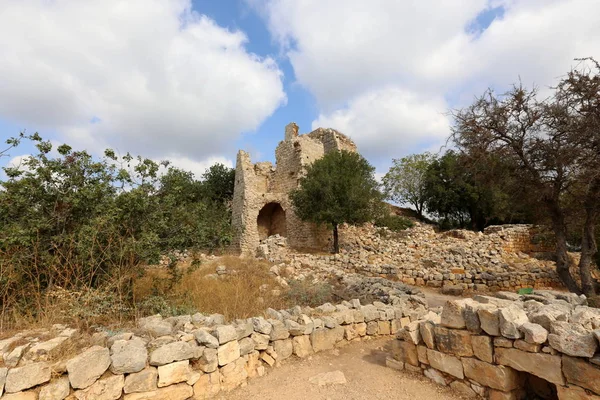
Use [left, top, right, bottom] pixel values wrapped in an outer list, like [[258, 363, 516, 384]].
[[257, 202, 287, 240]]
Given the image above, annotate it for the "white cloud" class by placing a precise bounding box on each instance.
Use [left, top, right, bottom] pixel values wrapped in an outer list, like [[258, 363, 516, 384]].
[[252, 0, 600, 161], [0, 0, 286, 165], [313, 87, 450, 159]]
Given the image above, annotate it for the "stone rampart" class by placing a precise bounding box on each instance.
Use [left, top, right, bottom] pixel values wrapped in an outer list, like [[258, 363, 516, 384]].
[[0, 282, 425, 399], [389, 290, 600, 399]]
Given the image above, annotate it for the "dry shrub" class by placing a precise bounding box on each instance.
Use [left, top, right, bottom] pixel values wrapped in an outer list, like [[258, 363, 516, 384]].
[[133, 256, 290, 321]]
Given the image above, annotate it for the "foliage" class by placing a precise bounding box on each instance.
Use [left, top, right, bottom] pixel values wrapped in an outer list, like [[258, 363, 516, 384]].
[[285, 278, 334, 307], [450, 58, 600, 295], [374, 212, 414, 232], [290, 150, 382, 253], [201, 163, 236, 203], [0, 135, 234, 327], [382, 152, 435, 217]]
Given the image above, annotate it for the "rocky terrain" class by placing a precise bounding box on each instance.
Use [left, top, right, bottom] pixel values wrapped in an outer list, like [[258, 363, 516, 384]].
[[261, 223, 562, 293], [392, 289, 600, 399]]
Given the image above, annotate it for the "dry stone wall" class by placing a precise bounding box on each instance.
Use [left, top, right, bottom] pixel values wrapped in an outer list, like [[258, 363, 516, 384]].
[[262, 223, 561, 293], [389, 290, 600, 399], [231, 122, 357, 255], [0, 282, 426, 400]]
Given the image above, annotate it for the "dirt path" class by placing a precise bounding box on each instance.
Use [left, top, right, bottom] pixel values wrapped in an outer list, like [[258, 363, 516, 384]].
[[220, 338, 463, 400]]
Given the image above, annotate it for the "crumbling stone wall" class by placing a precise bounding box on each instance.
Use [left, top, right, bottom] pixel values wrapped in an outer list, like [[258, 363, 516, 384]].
[[0, 283, 425, 399], [231, 123, 358, 255], [389, 290, 600, 399], [484, 225, 555, 255]]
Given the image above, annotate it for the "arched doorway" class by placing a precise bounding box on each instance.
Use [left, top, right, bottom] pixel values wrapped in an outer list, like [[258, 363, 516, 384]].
[[257, 202, 286, 240]]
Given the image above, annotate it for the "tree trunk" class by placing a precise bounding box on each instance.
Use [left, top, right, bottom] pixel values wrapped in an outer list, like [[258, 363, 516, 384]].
[[550, 206, 582, 294], [579, 179, 599, 296], [332, 223, 339, 254]]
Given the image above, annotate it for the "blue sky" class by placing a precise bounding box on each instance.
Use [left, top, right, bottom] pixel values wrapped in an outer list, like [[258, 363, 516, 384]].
[[1, 0, 598, 178]]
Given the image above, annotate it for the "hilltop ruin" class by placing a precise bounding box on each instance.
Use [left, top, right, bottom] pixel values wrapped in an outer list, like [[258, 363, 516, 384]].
[[231, 123, 357, 255]]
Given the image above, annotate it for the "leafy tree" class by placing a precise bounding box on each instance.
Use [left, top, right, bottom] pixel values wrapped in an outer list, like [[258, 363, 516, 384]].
[[201, 163, 235, 203], [451, 59, 600, 295], [382, 152, 435, 218], [290, 150, 382, 253]]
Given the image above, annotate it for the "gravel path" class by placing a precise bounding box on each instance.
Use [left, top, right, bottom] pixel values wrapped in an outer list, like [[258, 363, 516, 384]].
[[220, 337, 463, 400]]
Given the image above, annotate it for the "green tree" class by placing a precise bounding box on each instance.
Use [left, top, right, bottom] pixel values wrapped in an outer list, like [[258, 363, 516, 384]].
[[451, 59, 600, 295], [290, 151, 382, 253], [382, 152, 435, 218], [201, 163, 235, 203]]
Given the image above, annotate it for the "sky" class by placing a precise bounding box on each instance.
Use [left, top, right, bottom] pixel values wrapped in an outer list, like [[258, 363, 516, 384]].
[[1, 0, 599, 179]]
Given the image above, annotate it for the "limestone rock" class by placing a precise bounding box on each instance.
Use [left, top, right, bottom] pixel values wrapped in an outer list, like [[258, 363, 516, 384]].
[[138, 316, 173, 337], [495, 347, 564, 385], [556, 385, 599, 400], [110, 338, 148, 374], [269, 320, 290, 341], [548, 321, 597, 358], [157, 360, 190, 387], [310, 327, 344, 352], [220, 357, 248, 392], [217, 340, 240, 366], [5, 362, 51, 393], [2, 391, 37, 400], [440, 300, 467, 329], [391, 341, 418, 367], [122, 382, 193, 400], [519, 322, 548, 344], [563, 355, 600, 395], [39, 376, 70, 400], [250, 332, 270, 351], [462, 357, 521, 392], [434, 326, 473, 357], [472, 335, 493, 363], [308, 371, 347, 386], [251, 317, 272, 335], [198, 348, 218, 373], [66, 346, 111, 389], [450, 380, 477, 398], [426, 349, 464, 379], [238, 337, 255, 356], [193, 370, 221, 399], [124, 367, 158, 394], [499, 306, 529, 339], [74, 374, 124, 400], [0, 367, 7, 397], [419, 320, 436, 349], [272, 339, 293, 361], [214, 325, 238, 345], [292, 335, 313, 358], [478, 306, 500, 336], [424, 368, 447, 385], [149, 341, 195, 366], [193, 330, 219, 349]]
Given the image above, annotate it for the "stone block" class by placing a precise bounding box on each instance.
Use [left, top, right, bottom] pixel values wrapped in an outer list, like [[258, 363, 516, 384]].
[[417, 345, 429, 364], [123, 383, 193, 400], [450, 381, 477, 398], [419, 320, 436, 349], [74, 374, 124, 400], [556, 385, 599, 400], [424, 368, 448, 386], [392, 340, 419, 366], [217, 340, 240, 366], [440, 299, 468, 329], [39, 376, 70, 400], [5, 362, 51, 393], [214, 325, 238, 344], [472, 335, 493, 363], [124, 367, 158, 394], [519, 322, 548, 344], [563, 356, 600, 395], [426, 349, 464, 379], [149, 342, 196, 366], [514, 340, 541, 352], [434, 326, 473, 357], [292, 335, 313, 358], [499, 306, 529, 339], [272, 339, 293, 361], [478, 306, 500, 336], [495, 347, 565, 385], [549, 322, 597, 358], [310, 327, 344, 352], [110, 338, 148, 374], [193, 371, 221, 399], [462, 357, 521, 392], [157, 360, 191, 388]]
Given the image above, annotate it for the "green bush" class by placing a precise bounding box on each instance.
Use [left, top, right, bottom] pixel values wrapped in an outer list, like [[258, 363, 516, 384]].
[[375, 213, 414, 232], [0, 134, 234, 327]]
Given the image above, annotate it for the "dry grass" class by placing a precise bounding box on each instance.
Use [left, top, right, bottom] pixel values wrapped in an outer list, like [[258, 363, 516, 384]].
[[134, 256, 291, 321]]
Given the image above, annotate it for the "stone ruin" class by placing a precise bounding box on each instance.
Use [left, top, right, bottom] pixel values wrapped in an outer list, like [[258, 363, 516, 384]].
[[390, 291, 600, 399], [231, 122, 357, 255]]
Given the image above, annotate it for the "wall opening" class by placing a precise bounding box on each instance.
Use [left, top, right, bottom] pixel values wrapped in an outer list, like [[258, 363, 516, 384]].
[[257, 202, 286, 240], [520, 372, 557, 400]]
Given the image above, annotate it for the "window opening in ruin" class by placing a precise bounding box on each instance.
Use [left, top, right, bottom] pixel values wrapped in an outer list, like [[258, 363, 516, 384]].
[[257, 202, 286, 240]]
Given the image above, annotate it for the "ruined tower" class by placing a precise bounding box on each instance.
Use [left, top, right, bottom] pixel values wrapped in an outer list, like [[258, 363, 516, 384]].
[[231, 123, 358, 255]]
